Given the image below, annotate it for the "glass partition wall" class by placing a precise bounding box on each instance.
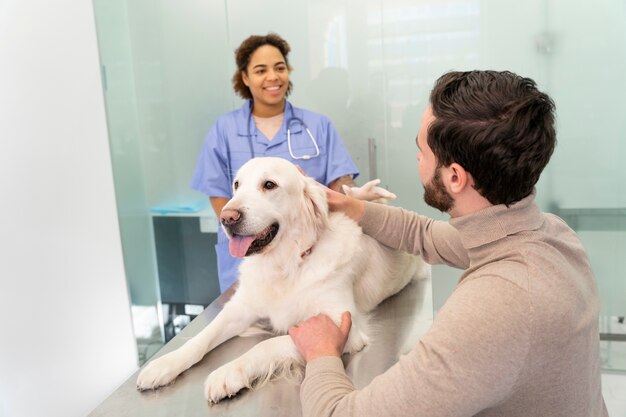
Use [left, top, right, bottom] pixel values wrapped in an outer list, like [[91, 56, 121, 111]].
[[93, 0, 626, 369]]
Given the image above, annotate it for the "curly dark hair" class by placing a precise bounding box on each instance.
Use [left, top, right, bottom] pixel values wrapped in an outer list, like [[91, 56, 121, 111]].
[[231, 33, 293, 100], [428, 70, 556, 206]]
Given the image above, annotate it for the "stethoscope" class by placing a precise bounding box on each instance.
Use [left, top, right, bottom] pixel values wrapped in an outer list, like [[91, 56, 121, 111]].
[[245, 101, 320, 161]]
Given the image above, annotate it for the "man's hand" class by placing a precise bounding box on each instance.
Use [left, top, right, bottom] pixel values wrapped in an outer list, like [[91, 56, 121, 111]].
[[295, 164, 365, 222], [289, 312, 352, 363], [326, 188, 365, 222]]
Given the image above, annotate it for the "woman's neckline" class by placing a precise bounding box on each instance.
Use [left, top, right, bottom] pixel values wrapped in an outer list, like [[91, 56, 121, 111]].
[[251, 100, 286, 118]]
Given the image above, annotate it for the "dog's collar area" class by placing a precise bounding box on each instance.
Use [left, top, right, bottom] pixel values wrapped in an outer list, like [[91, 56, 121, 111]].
[[301, 246, 313, 258]]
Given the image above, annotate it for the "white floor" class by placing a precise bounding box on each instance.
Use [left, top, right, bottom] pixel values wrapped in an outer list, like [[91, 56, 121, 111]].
[[602, 338, 626, 417], [602, 372, 626, 416]]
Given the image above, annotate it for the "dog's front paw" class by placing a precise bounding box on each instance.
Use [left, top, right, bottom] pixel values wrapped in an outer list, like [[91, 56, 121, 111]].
[[136, 351, 186, 390], [204, 360, 253, 404]]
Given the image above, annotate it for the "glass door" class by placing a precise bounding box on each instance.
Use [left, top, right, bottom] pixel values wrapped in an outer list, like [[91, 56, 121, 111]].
[[93, 0, 233, 362]]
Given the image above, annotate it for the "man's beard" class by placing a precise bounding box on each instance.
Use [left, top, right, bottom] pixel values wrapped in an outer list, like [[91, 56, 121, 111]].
[[423, 168, 454, 212]]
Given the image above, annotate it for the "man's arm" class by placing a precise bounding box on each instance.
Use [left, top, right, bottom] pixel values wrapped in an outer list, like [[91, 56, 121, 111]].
[[294, 277, 530, 417], [326, 187, 468, 267]]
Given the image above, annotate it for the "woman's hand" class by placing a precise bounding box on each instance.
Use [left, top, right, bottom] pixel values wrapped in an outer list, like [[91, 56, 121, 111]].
[[342, 179, 397, 203], [328, 174, 356, 193], [289, 312, 352, 363]]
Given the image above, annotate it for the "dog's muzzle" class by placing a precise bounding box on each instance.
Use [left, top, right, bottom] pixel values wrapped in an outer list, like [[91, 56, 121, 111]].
[[220, 208, 279, 257], [227, 223, 279, 258]]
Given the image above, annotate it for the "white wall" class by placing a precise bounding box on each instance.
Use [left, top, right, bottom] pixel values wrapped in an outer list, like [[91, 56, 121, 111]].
[[0, 1, 138, 417]]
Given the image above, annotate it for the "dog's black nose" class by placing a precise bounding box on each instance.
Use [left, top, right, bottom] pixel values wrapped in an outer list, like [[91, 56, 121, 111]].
[[220, 208, 242, 226]]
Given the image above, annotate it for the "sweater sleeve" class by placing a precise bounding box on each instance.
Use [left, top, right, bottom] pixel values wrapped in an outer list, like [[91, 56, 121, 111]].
[[359, 202, 470, 269], [299, 276, 531, 417], [300, 357, 357, 416]]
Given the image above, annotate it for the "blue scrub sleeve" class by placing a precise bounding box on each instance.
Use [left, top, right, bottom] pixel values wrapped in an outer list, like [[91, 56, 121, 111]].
[[190, 122, 232, 198], [323, 117, 359, 184]]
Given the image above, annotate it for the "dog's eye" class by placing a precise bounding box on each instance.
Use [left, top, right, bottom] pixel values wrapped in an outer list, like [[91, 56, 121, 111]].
[[263, 181, 277, 190], [233, 180, 239, 190]]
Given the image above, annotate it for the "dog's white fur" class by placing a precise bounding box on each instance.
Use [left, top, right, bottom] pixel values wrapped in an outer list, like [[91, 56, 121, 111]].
[[136, 157, 428, 403]]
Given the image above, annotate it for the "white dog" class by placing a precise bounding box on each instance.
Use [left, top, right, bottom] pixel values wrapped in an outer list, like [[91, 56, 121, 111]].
[[136, 157, 428, 403]]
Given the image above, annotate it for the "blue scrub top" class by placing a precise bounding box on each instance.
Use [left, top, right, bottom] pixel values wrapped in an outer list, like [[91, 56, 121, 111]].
[[191, 100, 359, 292]]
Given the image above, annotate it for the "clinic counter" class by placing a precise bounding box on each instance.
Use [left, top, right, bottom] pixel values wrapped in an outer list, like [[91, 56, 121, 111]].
[[89, 275, 433, 417]]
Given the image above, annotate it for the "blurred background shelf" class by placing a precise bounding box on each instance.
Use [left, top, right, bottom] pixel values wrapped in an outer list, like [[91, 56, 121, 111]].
[[556, 207, 626, 231]]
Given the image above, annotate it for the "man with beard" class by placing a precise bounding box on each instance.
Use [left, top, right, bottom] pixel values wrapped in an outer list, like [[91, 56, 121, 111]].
[[289, 70, 608, 417]]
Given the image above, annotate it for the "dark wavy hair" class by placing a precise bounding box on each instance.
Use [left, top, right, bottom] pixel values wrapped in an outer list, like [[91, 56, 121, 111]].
[[231, 33, 293, 100], [428, 70, 556, 206]]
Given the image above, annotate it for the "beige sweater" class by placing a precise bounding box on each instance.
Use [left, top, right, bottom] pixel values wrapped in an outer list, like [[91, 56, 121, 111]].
[[300, 193, 607, 417]]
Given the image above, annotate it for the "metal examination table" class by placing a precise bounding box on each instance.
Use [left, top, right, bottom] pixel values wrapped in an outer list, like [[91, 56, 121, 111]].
[[89, 275, 433, 417]]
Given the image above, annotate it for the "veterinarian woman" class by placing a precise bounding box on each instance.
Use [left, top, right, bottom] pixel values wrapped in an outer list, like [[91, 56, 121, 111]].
[[191, 33, 359, 293]]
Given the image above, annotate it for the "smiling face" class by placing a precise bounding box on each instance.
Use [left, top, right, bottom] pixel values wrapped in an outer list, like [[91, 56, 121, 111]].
[[242, 45, 290, 117]]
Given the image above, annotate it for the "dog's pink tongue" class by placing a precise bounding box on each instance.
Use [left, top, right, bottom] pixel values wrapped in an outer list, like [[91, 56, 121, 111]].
[[229, 235, 255, 258]]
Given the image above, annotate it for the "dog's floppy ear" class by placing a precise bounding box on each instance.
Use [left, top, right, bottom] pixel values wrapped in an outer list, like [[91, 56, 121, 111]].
[[302, 176, 329, 234]]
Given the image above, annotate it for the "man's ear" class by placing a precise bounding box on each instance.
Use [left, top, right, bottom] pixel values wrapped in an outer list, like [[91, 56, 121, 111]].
[[446, 163, 470, 194]]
